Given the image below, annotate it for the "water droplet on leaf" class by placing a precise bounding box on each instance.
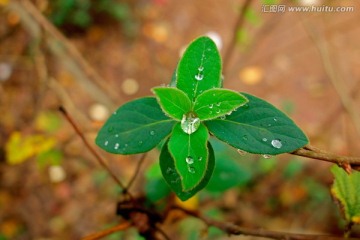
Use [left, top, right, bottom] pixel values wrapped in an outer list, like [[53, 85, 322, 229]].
[[198, 66, 204, 71], [104, 141, 108, 146], [198, 157, 203, 161], [195, 74, 204, 81], [181, 112, 200, 134], [186, 156, 194, 164], [242, 135, 248, 141], [216, 102, 221, 107], [150, 130, 155, 136], [209, 104, 213, 109], [271, 139, 282, 149], [262, 138, 268, 142], [237, 149, 247, 156], [188, 166, 196, 174], [114, 143, 120, 149]]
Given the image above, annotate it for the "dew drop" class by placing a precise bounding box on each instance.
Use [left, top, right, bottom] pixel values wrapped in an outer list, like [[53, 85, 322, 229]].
[[271, 139, 282, 149], [237, 149, 247, 156], [216, 102, 221, 107], [198, 66, 204, 71], [262, 154, 271, 159], [242, 135, 248, 141], [125, 143, 128, 147], [188, 166, 196, 174], [166, 167, 173, 174], [150, 130, 155, 136], [198, 157, 203, 161], [186, 156, 194, 164], [262, 138, 268, 142], [115, 134, 119, 138], [243, 104, 249, 109], [195, 74, 204, 81], [138, 141, 143, 145], [181, 112, 200, 134], [114, 143, 120, 149], [209, 104, 214, 109], [273, 117, 278, 122], [216, 109, 221, 114], [220, 116, 226, 120], [104, 141, 109, 146]]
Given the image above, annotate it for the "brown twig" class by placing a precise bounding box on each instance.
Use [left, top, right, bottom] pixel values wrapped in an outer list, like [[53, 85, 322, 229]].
[[81, 222, 131, 240], [173, 206, 355, 240], [58, 106, 130, 195], [125, 153, 147, 192], [222, 0, 252, 74], [10, 0, 119, 109], [292, 144, 360, 166]]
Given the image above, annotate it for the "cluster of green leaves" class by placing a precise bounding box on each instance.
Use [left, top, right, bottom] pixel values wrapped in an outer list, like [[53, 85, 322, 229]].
[[48, 0, 132, 30], [96, 36, 308, 200]]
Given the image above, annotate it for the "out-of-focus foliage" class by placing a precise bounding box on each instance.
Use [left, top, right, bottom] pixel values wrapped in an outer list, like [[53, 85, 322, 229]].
[[331, 166, 360, 224], [47, 0, 135, 34], [5, 132, 56, 165]]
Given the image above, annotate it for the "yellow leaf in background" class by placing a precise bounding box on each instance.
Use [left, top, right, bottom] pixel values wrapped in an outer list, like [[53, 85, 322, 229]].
[[239, 66, 263, 85], [175, 195, 198, 211], [5, 132, 56, 165], [0, 0, 9, 6]]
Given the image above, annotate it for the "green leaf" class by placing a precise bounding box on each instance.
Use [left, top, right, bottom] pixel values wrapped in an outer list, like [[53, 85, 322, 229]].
[[205, 93, 308, 155], [152, 87, 191, 120], [95, 97, 175, 154], [194, 89, 248, 120], [331, 165, 360, 224], [177, 36, 222, 101], [168, 123, 209, 191], [206, 157, 252, 192], [160, 140, 215, 201]]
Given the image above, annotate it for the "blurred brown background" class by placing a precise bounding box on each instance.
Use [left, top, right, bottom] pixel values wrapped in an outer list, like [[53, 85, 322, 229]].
[[1, 0, 360, 239]]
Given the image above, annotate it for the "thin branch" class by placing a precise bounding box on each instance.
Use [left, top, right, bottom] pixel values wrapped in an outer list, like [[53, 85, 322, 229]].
[[81, 222, 131, 240], [125, 153, 147, 192], [300, 17, 360, 137], [11, 0, 119, 109], [222, 0, 252, 74], [292, 144, 360, 166], [58, 106, 130, 194], [173, 206, 354, 240]]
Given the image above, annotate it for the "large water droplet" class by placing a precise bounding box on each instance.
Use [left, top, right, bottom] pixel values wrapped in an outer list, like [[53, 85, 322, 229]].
[[150, 130, 155, 136], [195, 74, 204, 81], [186, 156, 194, 164], [188, 166, 196, 174], [237, 149, 247, 156], [181, 112, 200, 134], [271, 139, 282, 149]]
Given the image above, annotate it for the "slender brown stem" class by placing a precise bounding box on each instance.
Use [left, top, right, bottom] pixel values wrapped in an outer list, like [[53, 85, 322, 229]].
[[173, 206, 355, 240], [81, 222, 131, 240], [125, 153, 147, 192], [292, 144, 360, 166], [223, 0, 252, 75], [58, 106, 129, 192]]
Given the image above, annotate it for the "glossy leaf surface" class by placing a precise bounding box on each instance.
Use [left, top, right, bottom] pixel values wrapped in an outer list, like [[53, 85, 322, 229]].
[[206, 93, 308, 155], [95, 97, 175, 154]]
